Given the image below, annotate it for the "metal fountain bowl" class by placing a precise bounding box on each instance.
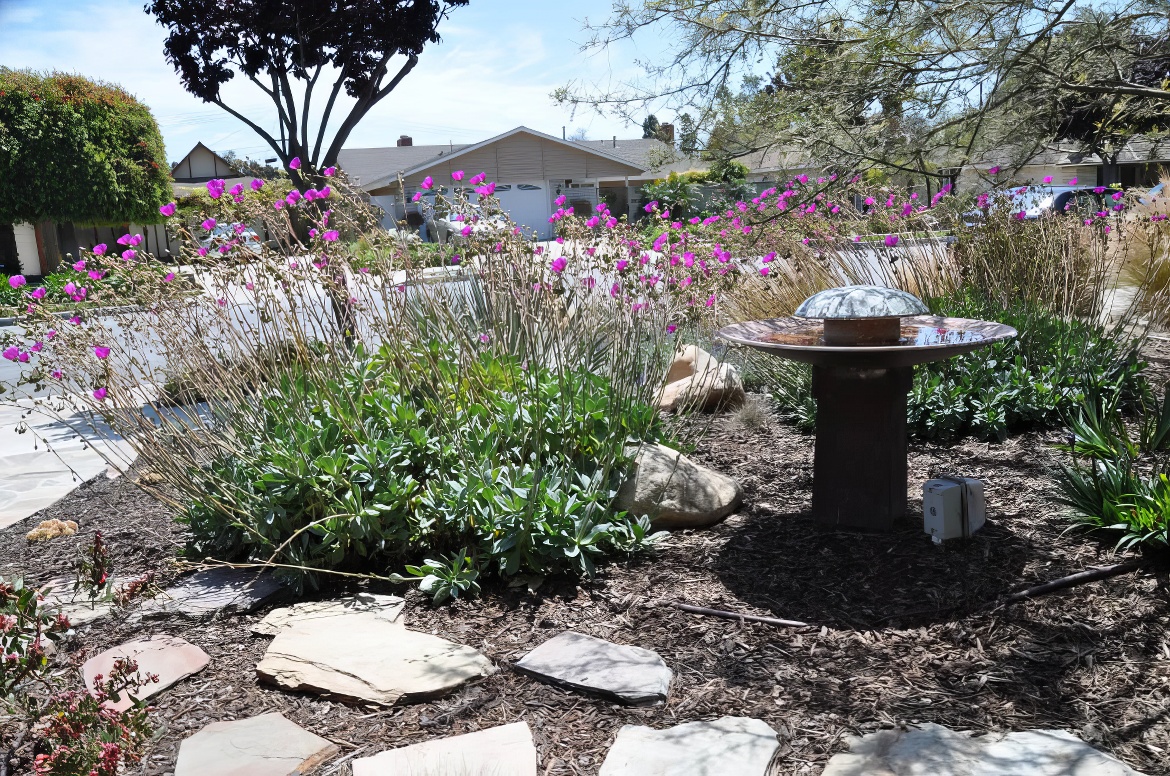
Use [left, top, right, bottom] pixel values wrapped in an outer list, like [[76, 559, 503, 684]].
[[718, 286, 1018, 369]]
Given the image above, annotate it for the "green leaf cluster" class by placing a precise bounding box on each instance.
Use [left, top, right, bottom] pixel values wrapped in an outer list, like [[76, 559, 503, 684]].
[[0, 69, 171, 225]]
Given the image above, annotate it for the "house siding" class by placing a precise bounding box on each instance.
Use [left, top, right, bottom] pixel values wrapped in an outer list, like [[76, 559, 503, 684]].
[[172, 145, 238, 181]]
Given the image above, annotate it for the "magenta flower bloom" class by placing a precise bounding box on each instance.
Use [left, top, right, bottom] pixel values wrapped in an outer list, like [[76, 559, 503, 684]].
[[207, 179, 226, 199], [319, 186, 331, 198], [1094, 186, 1106, 194], [989, 166, 1000, 175], [68, 316, 81, 325], [550, 257, 568, 273], [94, 345, 110, 359], [8, 275, 25, 289], [469, 172, 486, 185], [460, 226, 472, 237], [1043, 175, 1053, 184], [884, 234, 899, 247], [323, 230, 339, 242], [30, 341, 42, 353], [229, 183, 244, 197], [93, 387, 107, 401], [323, 166, 336, 177], [273, 200, 284, 210], [412, 192, 423, 202], [309, 228, 319, 238], [796, 174, 809, 184], [250, 178, 265, 191], [286, 191, 301, 206], [289, 157, 301, 170], [1, 346, 17, 361], [129, 234, 143, 246], [46, 329, 56, 339], [451, 170, 465, 182], [31, 287, 46, 299], [197, 247, 208, 257], [72, 259, 86, 271], [121, 249, 136, 261], [92, 243, 107, 256], [159, 202, 177, 217], [88, 270, 103, 281], [164, 272, 175, 283], [421, 176, 434, 190], [760, 267, 769, 276], [201, 218, 217, 231], [116, 233, 131, 246], [51, 370, 62, 379], [1069, 177, 1078, 186]]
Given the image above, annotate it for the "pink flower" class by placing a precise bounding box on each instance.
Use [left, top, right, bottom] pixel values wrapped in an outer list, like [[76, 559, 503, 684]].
[[197, 247, 208, 257], [68, 316, 81, 325], [46, 329, 56, 339], [121, 250, 136, 261], [1094, 186, 1107, 194], [667, 324, 677, 334], [451, 170, 465, 182], [550, 257, 568, 273], [159, 202, 176, 217], [51, 370, 62, 379], [93, 387, 107, 401], [251, 178, 265, 191], [555, 195, 567, 206], [31, 287, 46, 299], [760, 267, 770, 276], [479, 333, 490, 343], [989, 166, 1000, 175], [129, 234, 143, 246], [289, 157, 301, 170], [92, 244, 107, 256], [309, 228, 319, 238], [207, 179, 225, 198], [72, 259, 86, 271], [229, 183, 244, 197], [412, 192, 422, 202], [94, 346, 110, 359], [116, 233, 132, 246], [1, 346, 17, 361], [30, 341, 42, 352], [164, 272, 175, 282], [470, 172, 486, 185], [323, 230, 339, 242], [421, 176, 434, 190], [319, 186, 331, 198], [884, 234, 899, 247], [1069, 177, 1078, 186], [286, 191, 301, 206], [323, 166, 336, 177], [273, 200, 284, 210], [8, 276, 25, 289], [705, 293, 716, 307], [460, 226, 472, 237], [1043, 175, 1053, 184], [201, 218, 217, 231], [88, 270, 104, 281]]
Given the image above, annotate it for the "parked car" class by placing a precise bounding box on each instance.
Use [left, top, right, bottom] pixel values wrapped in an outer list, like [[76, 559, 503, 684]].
[[1138, 182, 1164, 207], [199, 224, 264, 255], [968, 185, 1104, 222]]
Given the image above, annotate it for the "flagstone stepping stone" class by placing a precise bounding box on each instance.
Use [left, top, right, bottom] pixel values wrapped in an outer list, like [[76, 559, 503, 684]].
[[351, 721, 536, 776], [140, 567, 288, 619], [514, 630, 672, 704], [82, 634, 210, 712], [256, 611, 495, 706], [820, 722, 1148, 776], [37, 576, 123, 627], [251, 593, 405, 637], [175, 712, 339, 776], [599, 716, 779, 775]]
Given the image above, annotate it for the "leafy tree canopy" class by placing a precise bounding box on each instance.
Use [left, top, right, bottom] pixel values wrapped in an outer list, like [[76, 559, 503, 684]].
[[146, 0, 468, 185], [563, 0, 1170, 180], [0, 69, 171, 225]]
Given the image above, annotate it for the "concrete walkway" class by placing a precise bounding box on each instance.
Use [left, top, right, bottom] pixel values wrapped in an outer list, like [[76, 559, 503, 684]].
[[0, 397, 137, 529]]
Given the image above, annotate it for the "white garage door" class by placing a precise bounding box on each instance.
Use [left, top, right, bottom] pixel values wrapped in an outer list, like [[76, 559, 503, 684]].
[[492, 183, 552, 240], [13, 223, 40, 275]]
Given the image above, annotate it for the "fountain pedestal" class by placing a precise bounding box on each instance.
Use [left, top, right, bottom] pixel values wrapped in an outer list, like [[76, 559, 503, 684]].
[[812, 365, 912, 531]]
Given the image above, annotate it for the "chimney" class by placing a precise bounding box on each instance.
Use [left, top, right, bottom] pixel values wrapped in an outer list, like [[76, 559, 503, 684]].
[[613, 135, 617, 148], [660, 123, 675, 143], [397, 135, 413, 147]]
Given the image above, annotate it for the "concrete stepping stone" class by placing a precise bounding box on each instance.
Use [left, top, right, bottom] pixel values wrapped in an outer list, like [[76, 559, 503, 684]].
[[599, 716, 779, 776], [821, 722, 1148, 775], [140, 567, 287, 619], [251, 593, 404, 637], [175, 712, 339, 776], [82, 634, 210, 712], [256, 611, 495, 706], [514, 630, 672, 704], [351, 721, 536, 776]]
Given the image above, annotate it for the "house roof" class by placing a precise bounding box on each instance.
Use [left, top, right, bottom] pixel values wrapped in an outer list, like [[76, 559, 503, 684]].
[[337, 143, 471, 188], [171, 142, 243, 182], [962, 137, 1170, 169], [573, 137, 677, 171]]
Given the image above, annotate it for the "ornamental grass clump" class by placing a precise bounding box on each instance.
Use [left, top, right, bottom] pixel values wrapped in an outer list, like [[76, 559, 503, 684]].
[[0, 167, 685, 598]]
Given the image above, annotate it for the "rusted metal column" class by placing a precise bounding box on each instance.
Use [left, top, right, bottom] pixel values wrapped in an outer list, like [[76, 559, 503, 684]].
[[811, 365, 913, 531]]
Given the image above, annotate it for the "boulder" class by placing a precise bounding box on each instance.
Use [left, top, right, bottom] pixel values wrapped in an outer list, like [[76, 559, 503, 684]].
[[352, 722, 537, 776], [175, 712, 338, 776], [659, 345, 745, 412], [250, 593, 405, 637], [514, 631, 672, 704], [616, 443, 742, 529], [599, 716, 779, 775], [82, 634, 209, 712], [256, 611, 495, 706], [821, 723, 1148, 776]]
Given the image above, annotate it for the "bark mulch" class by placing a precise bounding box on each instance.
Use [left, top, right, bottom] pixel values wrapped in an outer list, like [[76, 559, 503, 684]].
[[1, 405, 1168, 775]]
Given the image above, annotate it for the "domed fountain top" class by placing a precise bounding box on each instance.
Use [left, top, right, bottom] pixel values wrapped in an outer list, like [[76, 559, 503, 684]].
[[794, 285, 929, 319]]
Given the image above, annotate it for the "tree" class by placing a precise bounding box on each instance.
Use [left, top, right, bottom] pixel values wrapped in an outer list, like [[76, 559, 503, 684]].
[[563, 0, 1170, 180], [641, 114, 661, 140], [220, 150, 289, 181], [0, 69, 171, 226], [677, 112, 700, 156], [145, 0, 469, 186]]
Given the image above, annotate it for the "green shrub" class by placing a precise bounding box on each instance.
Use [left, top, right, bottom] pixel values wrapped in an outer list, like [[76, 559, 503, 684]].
[[1055, 391, 1170, 551], [182, 342, 664, 596], [769, 288, 1147, 442], [0, 276, 21, 308]]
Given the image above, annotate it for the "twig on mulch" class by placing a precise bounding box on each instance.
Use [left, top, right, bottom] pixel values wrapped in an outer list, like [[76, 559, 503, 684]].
[[670, 602, 810, 628], [997, 559, 1147, 607]]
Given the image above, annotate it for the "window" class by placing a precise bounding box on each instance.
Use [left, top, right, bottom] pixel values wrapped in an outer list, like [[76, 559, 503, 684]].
[[517, 184, 542, 191]]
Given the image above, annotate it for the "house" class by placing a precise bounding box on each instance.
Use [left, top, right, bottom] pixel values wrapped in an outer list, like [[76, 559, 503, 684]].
[[953, 138, 1170, 193], [338, 127, 685, 239]]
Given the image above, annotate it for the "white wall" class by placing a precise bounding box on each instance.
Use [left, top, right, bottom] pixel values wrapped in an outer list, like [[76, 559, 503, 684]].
[[13, 223, 39, 275]]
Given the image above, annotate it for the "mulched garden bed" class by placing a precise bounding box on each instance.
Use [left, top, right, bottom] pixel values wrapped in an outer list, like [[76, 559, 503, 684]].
[[1, 399, 1168, 775]]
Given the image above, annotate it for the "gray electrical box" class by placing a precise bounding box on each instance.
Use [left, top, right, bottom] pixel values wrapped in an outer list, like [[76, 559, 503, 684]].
[[923, 477, 986, 543]]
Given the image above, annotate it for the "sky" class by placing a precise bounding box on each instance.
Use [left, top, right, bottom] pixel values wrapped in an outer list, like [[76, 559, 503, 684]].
[[0, 0, 672, 164]]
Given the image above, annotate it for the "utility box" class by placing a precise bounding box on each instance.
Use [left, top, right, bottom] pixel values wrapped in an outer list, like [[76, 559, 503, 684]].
[[923, 477, 986, 543]]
